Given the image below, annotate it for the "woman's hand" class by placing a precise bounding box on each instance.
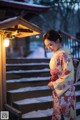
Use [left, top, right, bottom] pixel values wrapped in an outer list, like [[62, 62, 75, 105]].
[[48, 81, 54, 90]]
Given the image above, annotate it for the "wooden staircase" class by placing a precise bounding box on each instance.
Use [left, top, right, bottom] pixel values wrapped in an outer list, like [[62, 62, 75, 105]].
[[6, 58, 80, 120]]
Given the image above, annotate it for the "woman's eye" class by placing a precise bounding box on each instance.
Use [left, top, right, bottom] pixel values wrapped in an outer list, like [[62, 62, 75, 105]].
[[49, 44, 52, 46]]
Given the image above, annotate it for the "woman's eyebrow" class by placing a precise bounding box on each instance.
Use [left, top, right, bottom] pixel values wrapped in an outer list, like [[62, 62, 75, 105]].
[[48, 43, 52, 46], [46, 43, 50, 47]]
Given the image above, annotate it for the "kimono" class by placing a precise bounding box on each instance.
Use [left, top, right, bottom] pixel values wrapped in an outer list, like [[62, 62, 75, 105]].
[[49, 48, 76, 120]]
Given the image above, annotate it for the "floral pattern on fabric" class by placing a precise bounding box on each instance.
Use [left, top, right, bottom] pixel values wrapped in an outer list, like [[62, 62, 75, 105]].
[[49, 48, 76, 120], [49, 48, 74, 96], [52, 86, 76, 120]]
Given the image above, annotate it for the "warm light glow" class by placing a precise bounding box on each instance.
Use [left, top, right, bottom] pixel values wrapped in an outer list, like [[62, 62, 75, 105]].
[[4, 38, 10, 47], [36, 35, 40, 39]]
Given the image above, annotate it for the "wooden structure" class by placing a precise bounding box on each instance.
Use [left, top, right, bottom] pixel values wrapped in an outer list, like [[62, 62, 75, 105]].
[[0, 16, 41, 111], [0, 0, 50, 21], [0, 0, 49, 57]]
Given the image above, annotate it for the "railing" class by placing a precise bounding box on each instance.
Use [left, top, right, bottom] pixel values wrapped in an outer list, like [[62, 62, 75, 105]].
[[4, 104, 22, 120], [59, 30, 80, 60]]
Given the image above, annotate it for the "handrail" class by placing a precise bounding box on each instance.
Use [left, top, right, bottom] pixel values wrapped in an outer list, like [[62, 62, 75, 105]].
[[59, 30, 80, 44], [4, 104, 22, 118]]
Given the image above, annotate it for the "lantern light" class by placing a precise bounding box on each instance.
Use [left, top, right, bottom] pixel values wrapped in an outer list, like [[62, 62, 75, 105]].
[[4, 38, 10, 47]]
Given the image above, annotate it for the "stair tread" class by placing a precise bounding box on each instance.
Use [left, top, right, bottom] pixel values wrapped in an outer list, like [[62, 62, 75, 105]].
[[6, 68, 49, 73], [8, 85, 49, 93], [74, 81, 80, 85], [22, 109, 80, 119], [22, 108, 52, 119], [6, 76, 80, 83], [75, 91, 80, 96], [76, 102, 80, 109], [14, 95, 80, 109], [14, 96, 52, 105], [21, 102, 80, 119], [8, 85, 80, 95], [7, 79, 80, 84], [6, 76, 50, 83], [6, 63, 48, 66]]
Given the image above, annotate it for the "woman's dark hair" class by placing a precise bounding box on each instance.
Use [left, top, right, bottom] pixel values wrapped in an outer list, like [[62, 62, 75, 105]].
[[43, 29, 62, 43]]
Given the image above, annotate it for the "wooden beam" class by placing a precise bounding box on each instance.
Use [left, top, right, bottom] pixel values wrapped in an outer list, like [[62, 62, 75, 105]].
[[4, 104, 22, 118], [2, 28, 33, 33], [0, 32, 7, 111]]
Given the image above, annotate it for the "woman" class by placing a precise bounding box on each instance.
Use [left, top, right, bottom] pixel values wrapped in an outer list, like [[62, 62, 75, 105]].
[[43, 30, 76, 120]]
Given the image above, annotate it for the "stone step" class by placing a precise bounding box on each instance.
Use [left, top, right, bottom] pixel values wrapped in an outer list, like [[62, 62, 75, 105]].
[[21, 108, 80, 120], [6, 58, 80, 119], [21, 108, 52, 120], [6, 76, 50, 90], [12, 95, 80, 116], [13, 96, 52, 113], [7, 82, 80, 104], [6, 69, 50, 80], [6, 77, 80, 90], [6, 63, 49, 71], [7, 86, 51, 105], [6, 58, 50, 64]]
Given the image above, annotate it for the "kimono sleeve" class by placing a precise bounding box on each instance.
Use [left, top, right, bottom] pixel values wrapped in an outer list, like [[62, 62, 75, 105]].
[[52, 52, 74, 90]]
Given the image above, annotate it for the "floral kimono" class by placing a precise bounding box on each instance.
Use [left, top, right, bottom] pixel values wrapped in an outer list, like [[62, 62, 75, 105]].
[[49, 48, 76, 120]]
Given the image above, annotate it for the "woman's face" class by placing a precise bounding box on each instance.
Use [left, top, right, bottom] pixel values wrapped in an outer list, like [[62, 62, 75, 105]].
[[44, 39, 60, 52]]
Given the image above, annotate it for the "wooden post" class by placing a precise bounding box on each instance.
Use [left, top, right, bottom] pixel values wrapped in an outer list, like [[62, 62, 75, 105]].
[[0, 32, 7, 111], [43, 44, 47, 58]]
